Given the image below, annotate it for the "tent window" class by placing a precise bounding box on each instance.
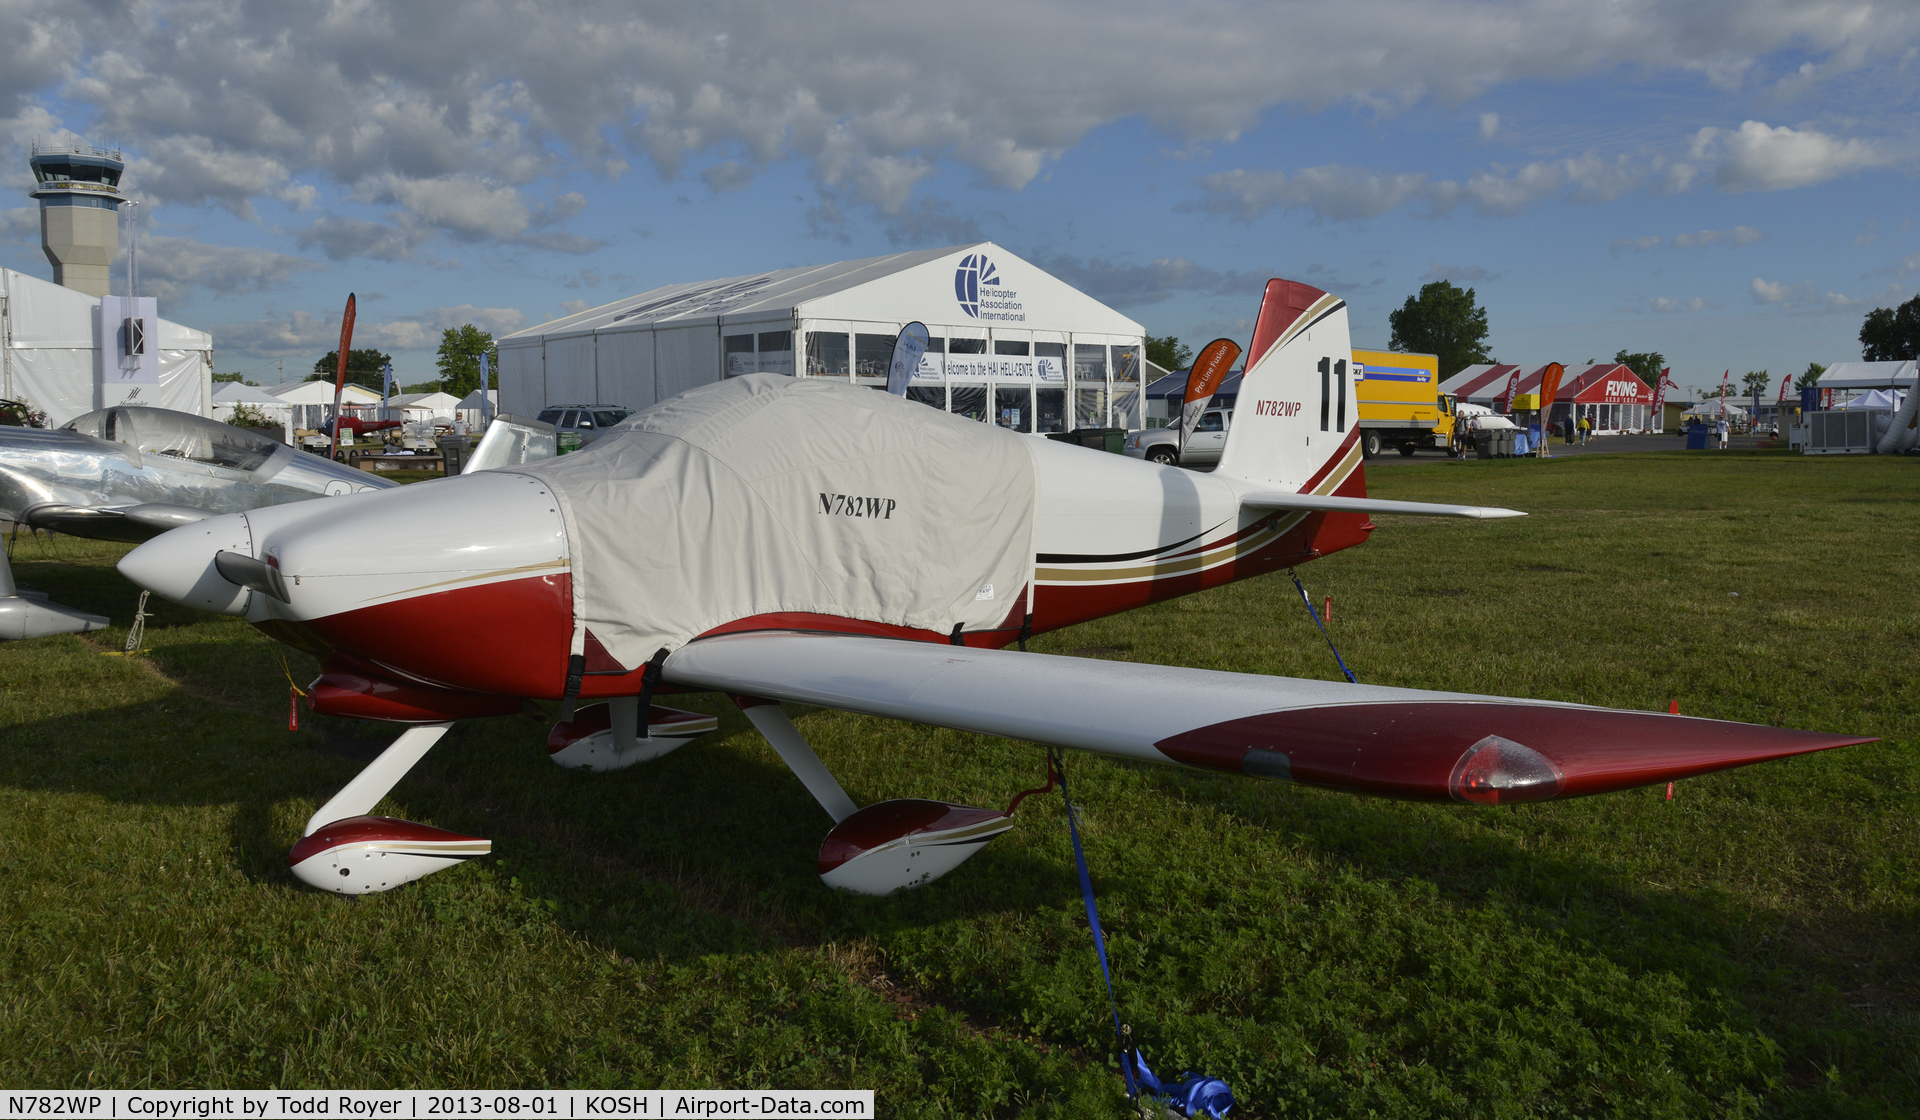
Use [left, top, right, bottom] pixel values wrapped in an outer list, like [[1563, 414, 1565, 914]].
[[1036, 388, 1066, 433], [950, 385, 988, 421], [906, 386, 946, 411], [724, 334, 755, 377], [994, 340, 1030, 356], [758, 330, 795, 376], [1110, 344, 1140, 382], [1075, 385, 1109, 430], [995, 386, 1033, 432], [855, 334, 894, 378], [925, 337, 946, 353], [1074, 344, 1107, 383], [806, 332, 849, 376], [948, 338, 986, 354]]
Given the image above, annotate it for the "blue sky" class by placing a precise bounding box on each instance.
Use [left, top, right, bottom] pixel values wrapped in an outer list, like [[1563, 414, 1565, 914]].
[[1, 1, 1914, 399]]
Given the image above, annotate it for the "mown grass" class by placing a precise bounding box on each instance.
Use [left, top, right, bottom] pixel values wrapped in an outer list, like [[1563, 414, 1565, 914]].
[[1, 448, 1914, 1116]]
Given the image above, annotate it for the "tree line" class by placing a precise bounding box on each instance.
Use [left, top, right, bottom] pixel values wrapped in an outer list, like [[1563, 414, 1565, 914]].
[[303, 325, 498, 397]]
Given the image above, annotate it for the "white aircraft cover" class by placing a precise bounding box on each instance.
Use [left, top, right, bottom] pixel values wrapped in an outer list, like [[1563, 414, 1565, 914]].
[[509, 374, 1037, 671]]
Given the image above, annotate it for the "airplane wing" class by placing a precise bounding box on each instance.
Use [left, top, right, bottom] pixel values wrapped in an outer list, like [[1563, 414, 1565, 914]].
[[23, 502, 212, 543], [664, 632, 1868, 803], [1240, 492, 1525, 520]]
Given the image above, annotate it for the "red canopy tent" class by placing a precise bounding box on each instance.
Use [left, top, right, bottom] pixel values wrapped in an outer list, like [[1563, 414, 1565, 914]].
[[1549, 364, 1655, 434]]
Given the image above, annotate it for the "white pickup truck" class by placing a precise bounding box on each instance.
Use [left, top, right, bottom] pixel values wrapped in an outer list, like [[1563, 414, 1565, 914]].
[[1121, 408, 1229, 468]]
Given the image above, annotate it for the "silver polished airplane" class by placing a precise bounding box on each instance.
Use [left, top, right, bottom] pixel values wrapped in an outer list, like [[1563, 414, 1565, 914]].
[[117, 280, 1872, 898], [1, 405, 392, 639]]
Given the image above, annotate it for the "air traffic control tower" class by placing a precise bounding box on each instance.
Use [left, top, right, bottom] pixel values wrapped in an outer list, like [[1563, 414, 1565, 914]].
[[29, 142, 127, 298]]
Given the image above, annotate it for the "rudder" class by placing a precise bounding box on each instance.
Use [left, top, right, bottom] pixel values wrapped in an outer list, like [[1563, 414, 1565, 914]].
[[1215, 280, 1362, 494]]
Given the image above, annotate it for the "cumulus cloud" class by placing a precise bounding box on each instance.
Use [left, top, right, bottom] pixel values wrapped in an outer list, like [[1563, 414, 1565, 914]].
[[1612, 226, 1762, 252], [1694, 120, 1890, 191], [0, 0, 1911, 248], [134, 235, 322, 301], [1620, 296, 1719, 313], [1422, 263, 1502, 283], [1192, 153, 1656, 222], [1034, 255, 1269, 306], [215, 304, 527, 359]]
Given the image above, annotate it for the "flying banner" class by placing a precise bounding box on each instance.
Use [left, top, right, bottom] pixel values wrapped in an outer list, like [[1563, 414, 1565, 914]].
[[1179, 337, 1242, 453], [1497, 366, 1522, 413], [328, 293, 357, 462], [1649, 367, 1672, 422], [1778, 373, 1790, 404], [1719, 369, 1729, 416], [887, 322, 930, 396], [1534, 362, 1566, 454]]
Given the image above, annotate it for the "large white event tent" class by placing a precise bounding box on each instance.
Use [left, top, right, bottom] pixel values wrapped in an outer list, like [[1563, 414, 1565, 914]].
[[0, 268, 213, 426], [497, 243, 1148, 434]]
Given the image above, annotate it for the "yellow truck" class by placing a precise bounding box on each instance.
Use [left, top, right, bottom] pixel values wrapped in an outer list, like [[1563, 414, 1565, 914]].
[[1351, 346, 1460, 458]]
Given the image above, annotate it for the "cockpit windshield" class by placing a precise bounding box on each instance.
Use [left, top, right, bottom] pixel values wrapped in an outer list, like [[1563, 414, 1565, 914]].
[[64, 407, 282, 473]]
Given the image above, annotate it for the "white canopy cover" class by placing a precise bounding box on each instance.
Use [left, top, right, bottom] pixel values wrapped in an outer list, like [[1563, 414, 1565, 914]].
[[510, 374, 1038, 671]]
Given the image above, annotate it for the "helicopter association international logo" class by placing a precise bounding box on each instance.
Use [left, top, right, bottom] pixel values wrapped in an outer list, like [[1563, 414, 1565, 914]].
[[953, 253, 1024, 321]]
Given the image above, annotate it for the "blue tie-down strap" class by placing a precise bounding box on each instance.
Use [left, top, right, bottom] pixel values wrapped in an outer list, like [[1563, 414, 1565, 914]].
[[1129, 1049, 1235, 1119]]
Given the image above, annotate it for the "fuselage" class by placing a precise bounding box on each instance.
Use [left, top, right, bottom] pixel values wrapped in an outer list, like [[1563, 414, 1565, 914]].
[[119, 426, 1370, 717], [0, 409, 388, 532]]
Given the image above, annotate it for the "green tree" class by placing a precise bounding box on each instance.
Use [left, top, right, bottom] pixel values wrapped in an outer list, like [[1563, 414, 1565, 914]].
[[1613, 350, 1665, 388], [1144, 334, 1192, 371], [1741, 370, 1771, 397], [212, 371, 257, 385], [1796, 362, 1826, 390], [436, 324, 498, 398], [308, 348, 394, 392], [1388, 281, 1492, 380], [400, 381, 444, 394], [1859, 295, 1920, 361]]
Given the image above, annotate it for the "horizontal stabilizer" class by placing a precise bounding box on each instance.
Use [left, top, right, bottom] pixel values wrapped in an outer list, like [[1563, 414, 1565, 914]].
[[1241, 492, 1525, 520]]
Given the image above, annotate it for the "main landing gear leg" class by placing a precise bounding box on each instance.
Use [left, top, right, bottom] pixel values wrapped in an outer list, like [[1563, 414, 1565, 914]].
[[288, 722, 491, 896], [730, 696, 1021, 897]]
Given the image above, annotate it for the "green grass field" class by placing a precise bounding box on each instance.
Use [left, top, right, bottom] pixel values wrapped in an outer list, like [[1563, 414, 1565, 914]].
[[2, 449, 1915, 1117]]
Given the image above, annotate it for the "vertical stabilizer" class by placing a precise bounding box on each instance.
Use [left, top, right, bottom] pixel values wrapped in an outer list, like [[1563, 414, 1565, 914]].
[[1215, 280, 1361, 493]]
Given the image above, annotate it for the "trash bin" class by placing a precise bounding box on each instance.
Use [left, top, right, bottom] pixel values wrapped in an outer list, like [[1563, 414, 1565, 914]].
[[1474, 431, 1495, 459], [437, 435, 471, 475], [1684, 423, 1709, 450]]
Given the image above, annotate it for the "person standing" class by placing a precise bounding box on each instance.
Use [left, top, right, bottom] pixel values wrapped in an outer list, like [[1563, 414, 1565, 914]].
[[1717, 416, 1730, 449], [1577, 414, 1591, 444]]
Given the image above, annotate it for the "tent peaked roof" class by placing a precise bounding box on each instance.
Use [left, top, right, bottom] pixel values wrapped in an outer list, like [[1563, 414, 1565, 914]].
[[499, 241, 1143, 341], [212, 381, 284, 405], [1817, 360, 1917, 389]]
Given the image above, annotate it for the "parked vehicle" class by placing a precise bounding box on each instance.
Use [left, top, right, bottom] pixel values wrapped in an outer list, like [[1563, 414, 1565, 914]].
[[535, 405, 634, 450], [1122, 408, 1229, 467], [1352, 347, 1461, 457]]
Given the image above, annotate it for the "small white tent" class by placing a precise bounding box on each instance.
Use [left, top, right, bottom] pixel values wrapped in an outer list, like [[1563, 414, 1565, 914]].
[[1836, 388, 1903, 410], [0, 268, 213, 426], [212, 381, 292, 424], [269, 380, 383, 430], [384, 390, 461, 424], [455, 388, 496, 426]]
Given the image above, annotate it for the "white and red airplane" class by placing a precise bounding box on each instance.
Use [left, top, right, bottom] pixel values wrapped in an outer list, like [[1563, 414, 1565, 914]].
[[117, 280, 1871, 897]]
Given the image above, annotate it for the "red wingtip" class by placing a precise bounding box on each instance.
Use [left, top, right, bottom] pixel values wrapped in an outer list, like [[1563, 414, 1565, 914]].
[[1156, 702, 1876, 802]]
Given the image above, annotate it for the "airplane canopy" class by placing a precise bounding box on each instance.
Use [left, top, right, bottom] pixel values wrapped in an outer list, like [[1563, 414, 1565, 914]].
[[509, 374, 1037, 671]]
